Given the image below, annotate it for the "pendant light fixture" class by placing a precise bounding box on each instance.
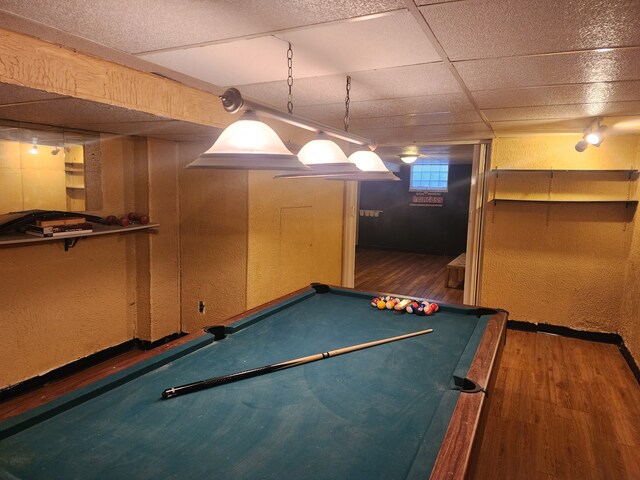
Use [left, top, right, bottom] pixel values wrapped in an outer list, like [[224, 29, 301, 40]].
[[334, 149, 399, 181], [277, 75, 398, 181], [187, 41, 373, 171], [274, 133, 361, 179], [186, 109, 307, 170], [400, 154, 419, 164], [286, 66, 352, 172], [323, 76, 397, 181], [186, 89, 307, 170]]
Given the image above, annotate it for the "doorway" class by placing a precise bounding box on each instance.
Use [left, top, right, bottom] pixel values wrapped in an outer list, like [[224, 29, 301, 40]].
[[344, 143, 489, 304]]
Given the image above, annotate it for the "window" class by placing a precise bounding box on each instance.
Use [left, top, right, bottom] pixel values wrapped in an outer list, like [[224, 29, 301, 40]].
[[409, 160, 449, 191]]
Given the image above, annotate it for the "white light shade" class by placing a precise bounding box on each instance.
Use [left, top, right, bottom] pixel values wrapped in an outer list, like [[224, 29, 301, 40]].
[[348, 150, 389, 172], [348, 151, 391, 172], [400, 155, 418, 164], [298, 137, 348, 165], [186, 112, 307, 170], [208, 119, 293, 155]]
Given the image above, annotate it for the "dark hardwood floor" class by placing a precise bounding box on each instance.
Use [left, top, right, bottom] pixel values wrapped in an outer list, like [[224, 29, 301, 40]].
[[354, 247, 464, 304]]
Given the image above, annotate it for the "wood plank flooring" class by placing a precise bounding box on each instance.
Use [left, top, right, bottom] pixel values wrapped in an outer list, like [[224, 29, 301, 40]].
[[355, 248, 464, 304], [473, 329, 640, 480]]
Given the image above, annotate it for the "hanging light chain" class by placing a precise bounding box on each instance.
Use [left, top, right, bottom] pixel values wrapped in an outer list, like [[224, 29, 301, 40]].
[[287, 43, 294, 114], [344, 75, 351, 132]]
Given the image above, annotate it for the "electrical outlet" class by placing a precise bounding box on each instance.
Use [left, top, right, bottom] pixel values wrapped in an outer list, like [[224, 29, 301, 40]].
[[198, 300, 205, 314]]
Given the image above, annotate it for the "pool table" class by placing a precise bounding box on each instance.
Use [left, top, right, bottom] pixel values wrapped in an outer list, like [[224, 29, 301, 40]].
[[0, 284, 507, 480]]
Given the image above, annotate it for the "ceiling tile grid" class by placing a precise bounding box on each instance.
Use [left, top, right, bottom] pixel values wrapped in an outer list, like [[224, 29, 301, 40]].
[[139, 10, 440, 87], [1, 0, 640, 151], [472, 81, 640, 110], [238, 62, 462, 108], [483, 101, 640, 122], [420, 0, 640, 61], [455, 48, 640, 92], [0, 0, 406, 53]]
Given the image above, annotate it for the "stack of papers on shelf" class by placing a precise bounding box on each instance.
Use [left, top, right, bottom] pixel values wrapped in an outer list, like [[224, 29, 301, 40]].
[[24, 217, 93, 237]]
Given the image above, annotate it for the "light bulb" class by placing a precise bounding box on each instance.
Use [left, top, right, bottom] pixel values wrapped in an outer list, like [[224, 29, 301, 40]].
[[585, 132, 600, 145], [584, 125, 607, 146]]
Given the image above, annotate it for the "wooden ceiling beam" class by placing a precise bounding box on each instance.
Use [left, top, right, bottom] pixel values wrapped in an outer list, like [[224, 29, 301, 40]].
[[0, 27, 229, 128]]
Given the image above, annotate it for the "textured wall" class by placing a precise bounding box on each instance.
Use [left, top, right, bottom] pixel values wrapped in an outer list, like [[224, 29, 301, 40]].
[[246, 172, 344, 308], [178, 142, 249, 333], [621, 139, 640, 365], [480, 134, 640, 363], [145, 138, 181, 341], [0, 135, 187, 388], [0, 135, 138, 389]]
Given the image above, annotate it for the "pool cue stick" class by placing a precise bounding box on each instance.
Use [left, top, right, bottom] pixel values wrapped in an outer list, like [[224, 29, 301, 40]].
[[161, 328, 433, 399]]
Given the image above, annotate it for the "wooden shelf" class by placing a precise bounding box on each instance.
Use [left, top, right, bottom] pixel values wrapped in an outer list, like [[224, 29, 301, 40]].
[[0, 223, 159, 247], [492, 169, 638, 173], [492, 198, 637, 205]]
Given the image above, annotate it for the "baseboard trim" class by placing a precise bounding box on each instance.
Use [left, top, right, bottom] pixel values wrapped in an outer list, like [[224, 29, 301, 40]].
[[507, 320, 640, 385], [0, 332, 186, 402]]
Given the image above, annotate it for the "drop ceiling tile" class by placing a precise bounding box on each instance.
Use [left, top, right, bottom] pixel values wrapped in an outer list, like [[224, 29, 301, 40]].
[[417, 1, 459, 5], [483, 101, 640, 122], [294, 93, 475, 123], [239, 63, 459, 108], [0, 0, 404, 53], [357, 123, 492, 144], [141, 36, 294, 87], [420, 0, 640, 61], [139, 10, 439, 86], [456, 48, 640, 91], [349, 110, 483, 129], [491, 119, 592, 135], [376, 144, 475, 164], [472, 81, 640, 109]]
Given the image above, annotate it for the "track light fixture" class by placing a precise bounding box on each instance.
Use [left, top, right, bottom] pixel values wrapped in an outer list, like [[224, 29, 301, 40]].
[[575, 119, 607, 152]]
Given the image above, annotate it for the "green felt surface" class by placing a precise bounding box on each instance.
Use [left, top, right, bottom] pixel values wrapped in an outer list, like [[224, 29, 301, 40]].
[[0, 287, 491, 480]]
